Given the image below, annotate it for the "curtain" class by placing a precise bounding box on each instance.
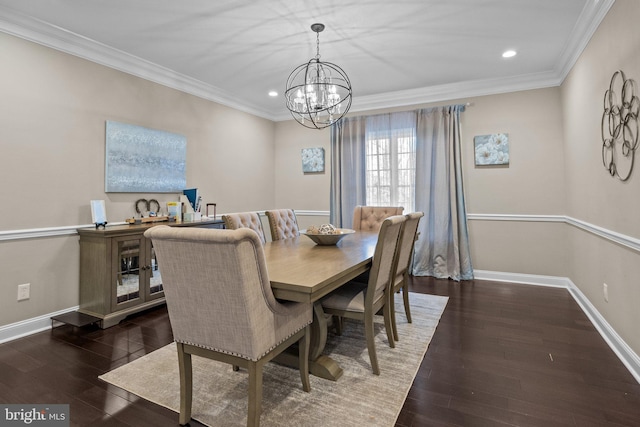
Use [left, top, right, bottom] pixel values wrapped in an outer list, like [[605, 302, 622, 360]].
[[330, 105, 473, 281], [412, 105, 473, 280], [330, 116, 367, 228]]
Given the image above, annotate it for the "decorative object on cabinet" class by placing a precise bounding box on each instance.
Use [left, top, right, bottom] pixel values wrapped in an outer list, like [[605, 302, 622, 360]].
[[602, 70, 639, 181], [90, 200, 107, 229], [76, 219, 224, 328], [474, 133, 509, 166], [134, 198, 161, 216], [301, 147, 325, 173], [206, 203, 217, 218], [105, 121, 187, 192]]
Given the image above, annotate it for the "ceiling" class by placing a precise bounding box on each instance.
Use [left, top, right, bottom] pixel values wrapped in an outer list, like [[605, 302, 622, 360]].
[[0, 0, 614, 121]]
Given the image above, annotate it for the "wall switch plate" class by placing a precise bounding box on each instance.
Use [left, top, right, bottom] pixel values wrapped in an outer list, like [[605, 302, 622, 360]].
[[603, 283, 609, 302], [17, 283, 30, 301]]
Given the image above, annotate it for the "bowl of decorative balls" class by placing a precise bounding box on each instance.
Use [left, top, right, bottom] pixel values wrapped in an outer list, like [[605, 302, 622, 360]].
[[301, 224, 355, 246]]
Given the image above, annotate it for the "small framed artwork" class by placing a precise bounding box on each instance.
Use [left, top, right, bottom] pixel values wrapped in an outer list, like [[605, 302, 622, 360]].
[[301, 147, 325, 173], [90, 200, 107, 227], [474, 133, 509, 166]]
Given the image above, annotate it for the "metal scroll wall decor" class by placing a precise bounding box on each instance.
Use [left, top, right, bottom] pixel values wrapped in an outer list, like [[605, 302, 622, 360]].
[[601, 70, 639, 181]]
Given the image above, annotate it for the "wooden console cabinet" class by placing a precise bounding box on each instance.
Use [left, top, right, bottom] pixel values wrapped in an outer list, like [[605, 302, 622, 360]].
[[77, 219, 224, 328]]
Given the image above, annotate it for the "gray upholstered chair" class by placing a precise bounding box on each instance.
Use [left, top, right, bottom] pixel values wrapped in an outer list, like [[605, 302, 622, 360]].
[[389, 211, 424, 341], [144, 226, 312, 427], [222, 212, 266, 244], [320, 215, 406, 375], [352, 205, 404, 232], [265, 209, 300, 241]]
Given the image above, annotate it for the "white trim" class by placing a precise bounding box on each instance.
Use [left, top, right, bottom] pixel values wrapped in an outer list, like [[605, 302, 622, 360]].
[[467, 213, 565, 223], [0, 1, 613, 123], [555, 0, 615, 83], [0, 6, 272, 121], [469, 213, 640, 253], [3, 212, 639, 252], [565, 216, 640, 253], [474, 270, 640, 385], [473, 269, 570, 288], [0, 306, 79, 344], [292, 210, 330, 217], [0, 224, 92, 241]]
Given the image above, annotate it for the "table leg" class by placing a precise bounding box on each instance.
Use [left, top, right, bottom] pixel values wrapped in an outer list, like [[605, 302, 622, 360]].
[[274, 301, 343, 381], [308, 301, 343, 380]]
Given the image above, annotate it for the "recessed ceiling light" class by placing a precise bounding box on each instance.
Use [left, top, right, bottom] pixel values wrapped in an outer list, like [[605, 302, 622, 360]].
[[502, 50, 517, 58], [268, 91, 278, 97]]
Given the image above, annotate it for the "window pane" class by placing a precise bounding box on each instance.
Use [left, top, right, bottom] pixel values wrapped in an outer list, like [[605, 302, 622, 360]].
[[365, 126, 416, 213]]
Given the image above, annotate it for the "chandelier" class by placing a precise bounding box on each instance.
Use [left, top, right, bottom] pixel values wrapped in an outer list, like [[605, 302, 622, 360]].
[[285, 23, 352, 129]]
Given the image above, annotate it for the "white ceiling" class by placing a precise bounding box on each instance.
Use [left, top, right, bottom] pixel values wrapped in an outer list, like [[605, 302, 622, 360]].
[[0, 0, 614, 121]]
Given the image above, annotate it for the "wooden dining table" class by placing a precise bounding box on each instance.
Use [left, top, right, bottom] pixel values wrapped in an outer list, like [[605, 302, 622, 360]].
[[263, 231, 378, 381]]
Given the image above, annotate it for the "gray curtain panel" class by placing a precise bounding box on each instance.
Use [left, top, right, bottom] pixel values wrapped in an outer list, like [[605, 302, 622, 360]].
[[330, 116, 367, 228], [412, 105, 473, 281], [330, 104, 473, 281]]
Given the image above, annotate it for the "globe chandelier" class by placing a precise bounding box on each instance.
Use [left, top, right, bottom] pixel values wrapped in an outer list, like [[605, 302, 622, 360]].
[[285, 23, 352, 129]]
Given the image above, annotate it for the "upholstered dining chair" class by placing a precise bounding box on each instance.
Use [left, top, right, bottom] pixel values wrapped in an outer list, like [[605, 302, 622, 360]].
[[352, 205, 404, 232], [222, 211, 267, 244], [265, 209, 300, 241], [389, 211, 424, 342], [320, 215, 406, 375], [144, 226, 312, 427]]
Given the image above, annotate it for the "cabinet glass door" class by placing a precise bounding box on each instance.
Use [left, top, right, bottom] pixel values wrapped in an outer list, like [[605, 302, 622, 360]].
[[147, 240, 164, 300], [114, 238, 142, 308]]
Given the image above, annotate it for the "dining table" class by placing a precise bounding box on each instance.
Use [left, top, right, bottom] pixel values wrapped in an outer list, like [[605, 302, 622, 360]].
[[263, 231, 378, 381]]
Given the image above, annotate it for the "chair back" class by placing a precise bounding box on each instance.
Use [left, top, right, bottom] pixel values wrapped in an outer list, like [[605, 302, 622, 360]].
[[222, 212, 266, 244], [394, 212, 424, 285], [144, 226, 297, 361], [353, 206, 404, 232], [366, 215, 406, 306], [265, 209, 299, 241]]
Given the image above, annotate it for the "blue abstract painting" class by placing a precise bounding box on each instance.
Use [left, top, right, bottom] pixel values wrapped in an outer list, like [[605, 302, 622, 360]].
[[105, 121, 186, 192]]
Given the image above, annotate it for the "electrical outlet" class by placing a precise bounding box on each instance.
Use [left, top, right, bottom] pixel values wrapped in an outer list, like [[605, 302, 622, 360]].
[[603, 283, 609, 302], [17, 283, 30, 301]]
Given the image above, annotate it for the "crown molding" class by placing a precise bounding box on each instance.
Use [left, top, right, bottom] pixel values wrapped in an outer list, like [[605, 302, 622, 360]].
[[0, 5, 275, 121], [0, 1, 615, 123], [554, 0, 616, 82]]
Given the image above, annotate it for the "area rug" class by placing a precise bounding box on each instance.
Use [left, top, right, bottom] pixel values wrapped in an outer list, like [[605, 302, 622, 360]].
[[99, 293, 448, 426]]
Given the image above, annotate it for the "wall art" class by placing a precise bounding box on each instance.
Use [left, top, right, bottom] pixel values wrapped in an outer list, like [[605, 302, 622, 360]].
[[474, 133, 509, 166], [301, 147, 325, 173], [601, 70, 639, 181], [105, 121, 186, 192]]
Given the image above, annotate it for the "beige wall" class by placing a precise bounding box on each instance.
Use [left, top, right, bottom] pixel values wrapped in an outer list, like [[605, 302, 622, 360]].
[[273, 120, 331, 210], [275, 87, 570, 277], [0, 33, 275, 325], [2, 1, 639, 360], [561, 0, 640, 353]]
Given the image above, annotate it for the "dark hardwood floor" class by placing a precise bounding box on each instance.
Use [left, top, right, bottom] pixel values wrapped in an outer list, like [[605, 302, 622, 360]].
[[1, 277, 638, 426]]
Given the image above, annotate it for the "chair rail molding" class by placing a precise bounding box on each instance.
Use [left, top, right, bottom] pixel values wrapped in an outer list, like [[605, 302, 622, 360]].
[[2, 213, 639, 252], [468, 213, 640, 253]]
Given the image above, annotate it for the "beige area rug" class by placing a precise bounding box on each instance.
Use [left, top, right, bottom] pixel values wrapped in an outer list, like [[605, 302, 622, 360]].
[[99, 293, 448, 427]]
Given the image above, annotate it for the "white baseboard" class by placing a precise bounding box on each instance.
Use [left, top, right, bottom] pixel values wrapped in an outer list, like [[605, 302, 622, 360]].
[[474, 270, 640, 384], [0, 306, 79, 344]]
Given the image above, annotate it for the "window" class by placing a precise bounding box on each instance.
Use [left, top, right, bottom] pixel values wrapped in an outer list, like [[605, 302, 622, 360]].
[[365, 127, 416, 213]]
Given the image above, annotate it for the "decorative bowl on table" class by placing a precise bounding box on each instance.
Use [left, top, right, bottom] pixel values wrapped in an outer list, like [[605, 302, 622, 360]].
[[301, 224, 355, 246]]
